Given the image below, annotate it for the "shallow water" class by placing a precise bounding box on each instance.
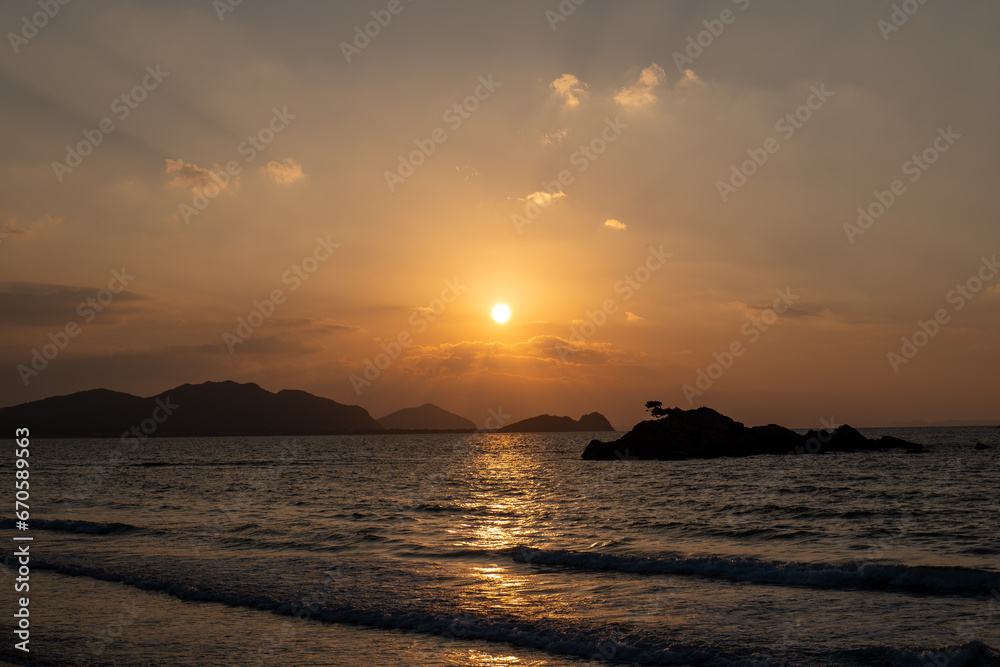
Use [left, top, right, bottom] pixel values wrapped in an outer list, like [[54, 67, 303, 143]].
[[3, 427, 999, 665]]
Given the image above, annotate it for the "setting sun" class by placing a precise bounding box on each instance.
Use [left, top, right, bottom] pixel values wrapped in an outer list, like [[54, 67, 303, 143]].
[[492, 304, 511, 323]]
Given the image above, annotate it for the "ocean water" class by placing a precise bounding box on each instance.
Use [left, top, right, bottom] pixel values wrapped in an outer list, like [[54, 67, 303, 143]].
[[3, 427, 999, 666]]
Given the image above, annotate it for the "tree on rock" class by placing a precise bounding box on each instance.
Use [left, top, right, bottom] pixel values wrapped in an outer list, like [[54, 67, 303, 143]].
[[644, 401, 668, 418]]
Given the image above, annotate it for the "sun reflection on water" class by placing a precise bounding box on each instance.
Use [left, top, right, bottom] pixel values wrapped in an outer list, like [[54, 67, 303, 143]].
[[445, 435, 568, 621], [452, 434, 550, 552]]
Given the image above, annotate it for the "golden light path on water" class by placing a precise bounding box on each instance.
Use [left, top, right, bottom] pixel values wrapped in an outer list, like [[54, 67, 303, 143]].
[[445, 436, 569, 625]]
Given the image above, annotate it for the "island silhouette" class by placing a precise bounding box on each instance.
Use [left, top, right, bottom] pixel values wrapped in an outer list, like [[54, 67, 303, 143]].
[[378, 404, 476, 432], [582, 403, 926, 460], [0, 380, 615, 438], [498, 413, 615, 433]]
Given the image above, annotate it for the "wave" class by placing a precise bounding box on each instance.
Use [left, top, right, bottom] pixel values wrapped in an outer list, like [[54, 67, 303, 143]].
[[513, 546, 1000, 596], [839, 640, 1000, 667], [406, 502, 517, 517], [131, 459, 311, 468], [8, 557, 999, 666], [0, 517, 136, 535], [12, 559, 740, 666]]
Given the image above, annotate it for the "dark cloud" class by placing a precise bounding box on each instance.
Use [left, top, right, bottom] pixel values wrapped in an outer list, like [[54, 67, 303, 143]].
[[269, 318, 364, 335], [0, 281, 147, 327]]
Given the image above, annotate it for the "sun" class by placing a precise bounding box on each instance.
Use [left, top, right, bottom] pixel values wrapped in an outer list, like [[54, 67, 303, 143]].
[[492, 304, 511, 323]]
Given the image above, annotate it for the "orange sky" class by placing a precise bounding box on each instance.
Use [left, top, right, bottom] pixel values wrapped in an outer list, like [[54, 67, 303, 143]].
[[1, 2, 998, 429]]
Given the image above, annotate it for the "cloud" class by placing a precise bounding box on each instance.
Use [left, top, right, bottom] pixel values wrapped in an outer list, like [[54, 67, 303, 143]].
[[519, 191, 567, 207], [604, 218, 627, 230], [0, 215, 61, 242], [391, 335, 626, 378], [270, 317, 364, 334], [205, 334, 323, 356], [164, 159, 238, 193], [264, 158, 306, 184], [626, 311, 644, 321], [550, 74, 588, 107], [678, 69, 703, 87], [540, 128, 569, 145], [1, 220, 27, 240], [736, 300, 815, 317], [614, 63, 667, 107], [455, 164, 481, 180], [0, 281, 147, 327]]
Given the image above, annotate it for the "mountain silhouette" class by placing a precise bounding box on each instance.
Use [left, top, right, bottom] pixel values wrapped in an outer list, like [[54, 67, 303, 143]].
[[0, 381, 382, 437], [498, 412, 615, 433], [378, 404, 476, 431]]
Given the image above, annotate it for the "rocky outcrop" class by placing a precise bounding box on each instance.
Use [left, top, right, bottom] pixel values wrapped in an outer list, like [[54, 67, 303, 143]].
[[582, 406, 925, 460]]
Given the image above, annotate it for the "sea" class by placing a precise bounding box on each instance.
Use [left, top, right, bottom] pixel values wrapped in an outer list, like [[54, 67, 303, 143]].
[[2, 426, 999, 666]]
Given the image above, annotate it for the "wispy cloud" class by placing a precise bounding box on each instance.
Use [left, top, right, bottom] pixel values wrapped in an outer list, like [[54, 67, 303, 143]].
[[269, 317, 364, 334], [395, 336, 627, 377], [519, 191, 567, 207], [540, 128, 570, 145], [0, 215, 61, 242], [165, 159, 238, 193], [0, 281, 146, 326], [265, 158, 306, 184], [604, 218, 627, 230]]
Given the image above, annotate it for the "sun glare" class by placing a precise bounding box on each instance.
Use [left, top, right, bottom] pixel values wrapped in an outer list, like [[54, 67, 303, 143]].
[[492, 304, 511, 323]]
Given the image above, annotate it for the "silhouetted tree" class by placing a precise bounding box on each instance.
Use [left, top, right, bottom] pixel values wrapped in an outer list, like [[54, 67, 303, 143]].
[[645, 401, 668, 418]]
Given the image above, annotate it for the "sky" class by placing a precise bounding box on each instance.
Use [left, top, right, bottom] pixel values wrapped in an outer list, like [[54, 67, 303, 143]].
[[0, 0, 998, 429]]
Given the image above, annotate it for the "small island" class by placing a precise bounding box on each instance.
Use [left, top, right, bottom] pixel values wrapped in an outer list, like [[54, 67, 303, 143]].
[[377, 404, 476, 432], [582, 403, 926, 460], [499, 412, 614, 433]]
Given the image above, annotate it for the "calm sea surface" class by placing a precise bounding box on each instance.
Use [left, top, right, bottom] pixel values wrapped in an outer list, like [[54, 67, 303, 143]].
[[3, 427, 999, 666]]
